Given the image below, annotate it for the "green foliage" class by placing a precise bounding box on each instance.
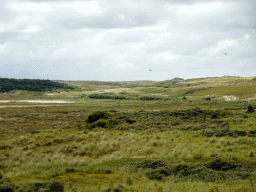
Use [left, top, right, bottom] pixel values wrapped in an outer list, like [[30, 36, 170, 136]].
[[89, 93, 127, 100], [96, 119, 108, 128], [65, 168, 75, 173], [205, 159, 239, 171], [125, 118, 136, 124], [20, 181, 64, 192], [0, 78, 81, 93], [88, 93, 171, 101], [138, 96, 162, 100], [201, 128, 254, 138], [85, 111, 109, 123], [129, 159, 254, 181], [0, 173, 64, 192], [205, 97, 211, 100], [247, 106, 254, 113], [107, 118, 119, 127], [102, 185, 124, 192]]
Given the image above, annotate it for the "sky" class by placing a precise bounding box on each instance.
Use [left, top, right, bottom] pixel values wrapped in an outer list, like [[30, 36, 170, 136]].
[[0, 0, 255, 81]]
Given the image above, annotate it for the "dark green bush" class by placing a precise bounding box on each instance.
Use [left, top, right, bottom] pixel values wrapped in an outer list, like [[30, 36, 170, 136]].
[[125, 118, 136, 124], [144, 167, 170, 180], [131, 160, 168, 169], [201, 128, 251, 138], [205, 97, 211, 100], [85, 111, 109, 123], [129, 159, 253, 181], [0, 174, 15, 192], [107, 118, 119, 127], [102, 185, 123, 192], [211, 114, 218, 119], [65, 168, 74, 173], [205, 159, 240, 171], [138, 96, 162, 100], [89, 93, 127, 100], [23, 181, 64, 192], [96, 119, 108, 128], [247, 105, 254, 113]]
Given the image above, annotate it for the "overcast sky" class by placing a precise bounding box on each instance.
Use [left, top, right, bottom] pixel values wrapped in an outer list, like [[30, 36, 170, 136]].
[[0, 0, 255, 81]]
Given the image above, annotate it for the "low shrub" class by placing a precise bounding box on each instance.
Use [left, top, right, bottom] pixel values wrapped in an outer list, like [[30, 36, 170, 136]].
[[125, 118, 136, 124], [107, 118, 119, 127], [20, 181, 64, 192], [201, 128, 256, 138], [247, 106, 254, 113], [85, 111, 109, 123], [128, 159, 254, 181], [205, 159, 240, 171], [65, 168, 75, 173], [102, 185, 123, 192], [96, 119, 108, 128]]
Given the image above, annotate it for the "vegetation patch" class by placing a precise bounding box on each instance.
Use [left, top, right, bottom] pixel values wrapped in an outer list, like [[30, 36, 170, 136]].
[[0, 173, 64, 192], [201, 128, 256, 137], [128, 159, 255, 181], [0, 78, 81, 93]]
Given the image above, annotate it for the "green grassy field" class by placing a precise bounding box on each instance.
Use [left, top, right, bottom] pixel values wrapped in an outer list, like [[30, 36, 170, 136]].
[[1, 76, 256, 192]]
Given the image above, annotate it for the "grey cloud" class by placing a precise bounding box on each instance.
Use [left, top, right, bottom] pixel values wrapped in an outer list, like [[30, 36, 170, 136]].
[[0, 0, 255, 81], [0, 32, 20, 44]]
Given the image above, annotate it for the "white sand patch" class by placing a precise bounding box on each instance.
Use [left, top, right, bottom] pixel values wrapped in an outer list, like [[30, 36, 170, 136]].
[[223, 95, 237, 101], [17, 100, 74, 103], [0, 105, 69, 108], [0, 100, 74, 106]]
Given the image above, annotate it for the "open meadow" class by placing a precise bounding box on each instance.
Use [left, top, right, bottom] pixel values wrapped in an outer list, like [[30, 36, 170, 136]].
[[1, 76, 256, 192]]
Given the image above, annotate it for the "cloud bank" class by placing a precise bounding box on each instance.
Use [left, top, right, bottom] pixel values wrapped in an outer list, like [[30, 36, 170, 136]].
[[0, 0, 255, 80]]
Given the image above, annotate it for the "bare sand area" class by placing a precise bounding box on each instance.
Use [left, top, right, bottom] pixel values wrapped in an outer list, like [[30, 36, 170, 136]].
[[0, 100, 74, 108], [0, 105, 63, 108], [223, 95, 237, 101], [0, 100, 74, 103]]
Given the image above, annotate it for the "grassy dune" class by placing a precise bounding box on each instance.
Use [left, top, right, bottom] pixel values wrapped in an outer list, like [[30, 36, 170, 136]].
[[0, 76, 256, 192]]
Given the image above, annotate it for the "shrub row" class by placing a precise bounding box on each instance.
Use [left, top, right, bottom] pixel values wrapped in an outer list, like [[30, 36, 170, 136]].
[[128, 159, 254, 181], [89, 93, 127, 100], [88, 93, 171, 100], [201, 128, 256, 137], [0, 173, 64, 192]]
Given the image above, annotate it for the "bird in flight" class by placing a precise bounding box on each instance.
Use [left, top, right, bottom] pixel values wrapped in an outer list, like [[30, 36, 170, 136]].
[[149, 69, 152, 71], [224, 53, 227, 55]]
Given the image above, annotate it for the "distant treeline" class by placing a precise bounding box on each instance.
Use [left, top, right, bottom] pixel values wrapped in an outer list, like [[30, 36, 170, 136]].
[[0, 78, 81, 93]]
